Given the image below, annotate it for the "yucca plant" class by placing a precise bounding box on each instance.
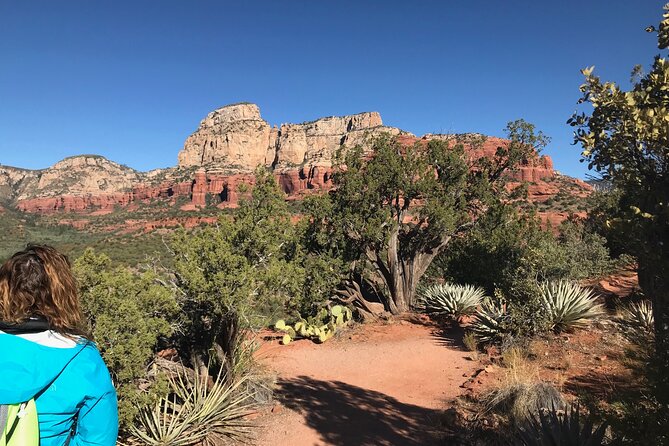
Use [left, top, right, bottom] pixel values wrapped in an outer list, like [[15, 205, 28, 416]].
[[618, 300, 655, 345], [470, 298, 508, 344], [131, 368, 256, 445], [620, 300, 654, 332], [515, 403, 610, 446], [539, 281, 604, 332], [416, 283, 486, 320]]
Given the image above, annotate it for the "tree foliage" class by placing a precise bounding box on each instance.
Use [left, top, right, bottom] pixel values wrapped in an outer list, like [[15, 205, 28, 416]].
[[74, 248, 178, 429], [436, 207, 615, 293], [170, 168, 315, 373], [568, 4, 669, 406], [308, 122, 547, 315]]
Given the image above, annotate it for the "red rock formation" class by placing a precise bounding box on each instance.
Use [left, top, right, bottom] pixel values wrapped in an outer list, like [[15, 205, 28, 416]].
[[191, 169, 207, 207]]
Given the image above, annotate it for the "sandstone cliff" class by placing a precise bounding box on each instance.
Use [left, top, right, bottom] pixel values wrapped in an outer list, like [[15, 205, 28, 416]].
[[1, 156, 142, 201], [178, 103, 277, 169], [177, 103, 408, 172]]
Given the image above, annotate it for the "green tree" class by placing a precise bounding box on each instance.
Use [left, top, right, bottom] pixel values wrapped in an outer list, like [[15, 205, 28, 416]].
[[170, 168, 306, 374], [309, 123, 547, 315], [569, 5, 669, 404], [74, 248, 178, 429]]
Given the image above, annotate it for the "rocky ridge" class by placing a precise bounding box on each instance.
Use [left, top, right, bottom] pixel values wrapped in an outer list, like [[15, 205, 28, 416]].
[[2, 103, 587, 217]]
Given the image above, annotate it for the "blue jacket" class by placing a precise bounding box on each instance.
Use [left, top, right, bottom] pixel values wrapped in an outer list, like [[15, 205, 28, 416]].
[[0, 332, 118, 445]]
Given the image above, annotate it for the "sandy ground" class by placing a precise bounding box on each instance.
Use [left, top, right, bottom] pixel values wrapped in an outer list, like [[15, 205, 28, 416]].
[[252, 320, 476, 446]]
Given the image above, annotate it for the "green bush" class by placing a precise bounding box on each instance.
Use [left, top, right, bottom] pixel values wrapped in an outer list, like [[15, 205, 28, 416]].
[[431, 205, 616, 341], [170, 168, 319, 374], [433, 206, 617, 298], [74, 248, 178, 429]]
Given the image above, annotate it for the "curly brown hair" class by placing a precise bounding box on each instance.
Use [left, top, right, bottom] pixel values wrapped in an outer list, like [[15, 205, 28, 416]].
[[0, 244, 85, 336]]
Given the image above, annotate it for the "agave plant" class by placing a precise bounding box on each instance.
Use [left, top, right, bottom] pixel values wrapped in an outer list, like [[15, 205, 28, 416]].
[[131, 368, 255, 446], [620, 300, 654, 332], [540, 281, 604, 332], [470, 298, 508, 344], [515, 403, 610, 446], [416, 283, 486, 320], [618, 300, 655, 345]]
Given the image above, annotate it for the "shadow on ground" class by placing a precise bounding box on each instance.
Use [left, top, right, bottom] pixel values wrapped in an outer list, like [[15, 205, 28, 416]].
[[430, 321, 468, 351], [564, 370, 638, 399], [276, 375, 444, 445]]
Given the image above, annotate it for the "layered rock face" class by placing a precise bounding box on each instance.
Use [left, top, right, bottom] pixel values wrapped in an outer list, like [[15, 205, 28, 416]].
[[177, 103, 405, 171], [7, 103, 568, 215], [274, 111, 395, 167], [2, 156, 142, 207], [178, 103, 277, 169], [0, 166, 37, 202], [418, 135, 554, 182]]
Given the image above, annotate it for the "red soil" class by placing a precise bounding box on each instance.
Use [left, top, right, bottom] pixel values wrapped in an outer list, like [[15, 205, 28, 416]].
[[253, 320, 477, 446]]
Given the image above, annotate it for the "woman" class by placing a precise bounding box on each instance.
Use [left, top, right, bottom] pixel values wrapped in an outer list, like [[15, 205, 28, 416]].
[[0, 245, 118, 445]]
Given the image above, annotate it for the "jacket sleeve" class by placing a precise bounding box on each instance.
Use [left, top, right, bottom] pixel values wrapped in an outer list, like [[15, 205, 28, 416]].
[[70, 388, 119, 446]]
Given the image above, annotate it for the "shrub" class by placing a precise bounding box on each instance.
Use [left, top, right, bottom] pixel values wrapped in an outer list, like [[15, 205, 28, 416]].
[[463, 331, 479, 352], [483, 348, 565, 424], [170, 168, 306, 374], [432, 206, 617, 311], [515, 404, 610, 446], [539, 281, 604, 332], [415, 283, 486, 320], [74, 248, 178, 429]]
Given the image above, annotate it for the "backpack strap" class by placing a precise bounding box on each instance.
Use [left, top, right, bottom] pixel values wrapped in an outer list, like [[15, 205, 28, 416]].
[[3, 401, 35, 444], [2, 337, 89, 445], [0, 405, 7, 433]]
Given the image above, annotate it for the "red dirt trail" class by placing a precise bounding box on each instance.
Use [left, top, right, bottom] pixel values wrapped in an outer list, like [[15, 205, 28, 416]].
[[253, 320, 476, 446]]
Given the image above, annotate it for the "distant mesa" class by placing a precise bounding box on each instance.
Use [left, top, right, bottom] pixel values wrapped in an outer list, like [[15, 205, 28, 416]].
[[1, 102, 570, 216], [176, 102, 401, 171]]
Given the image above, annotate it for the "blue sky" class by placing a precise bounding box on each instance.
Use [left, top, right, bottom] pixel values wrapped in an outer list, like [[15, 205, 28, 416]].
[[0, 1, 664, 178]]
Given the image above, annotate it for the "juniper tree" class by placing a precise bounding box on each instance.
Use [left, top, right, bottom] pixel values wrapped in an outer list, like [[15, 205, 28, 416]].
[[308, 121, 547, 315]]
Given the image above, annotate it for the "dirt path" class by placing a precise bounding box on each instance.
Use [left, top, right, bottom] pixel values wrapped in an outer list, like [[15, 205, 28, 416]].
[[253, 320, 476, 446]]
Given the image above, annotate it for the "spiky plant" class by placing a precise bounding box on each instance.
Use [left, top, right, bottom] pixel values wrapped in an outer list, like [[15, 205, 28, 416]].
[[539, 281, 604, 332], [620, 300, 654, 332], [618, 300, 655, 345], [470, 298, 508, 344], [131, 368, 255, 446], [416, 283, 486, 320], [515, 404, 610, 446]]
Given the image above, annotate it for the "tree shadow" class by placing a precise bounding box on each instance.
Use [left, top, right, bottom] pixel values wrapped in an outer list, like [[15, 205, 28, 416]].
[[564, 371, 639, 400], [275, 376, 445, 445], [430, 321, 468, 351]]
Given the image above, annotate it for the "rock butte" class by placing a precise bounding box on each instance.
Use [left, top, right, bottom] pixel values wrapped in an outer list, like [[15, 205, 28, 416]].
[[0, 103, 586, 216]]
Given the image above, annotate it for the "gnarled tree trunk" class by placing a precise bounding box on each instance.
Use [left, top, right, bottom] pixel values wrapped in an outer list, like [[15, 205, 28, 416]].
[[376, 226, 451, 315]]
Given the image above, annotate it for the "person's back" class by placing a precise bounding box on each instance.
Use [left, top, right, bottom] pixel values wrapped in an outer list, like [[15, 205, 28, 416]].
[[0, 245, 118, 445]]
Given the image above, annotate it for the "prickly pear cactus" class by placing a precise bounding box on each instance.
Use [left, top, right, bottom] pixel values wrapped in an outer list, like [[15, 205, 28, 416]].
[[274, 304, 353, 345]]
